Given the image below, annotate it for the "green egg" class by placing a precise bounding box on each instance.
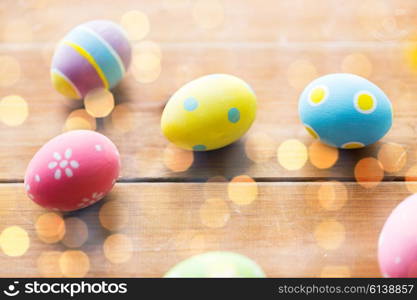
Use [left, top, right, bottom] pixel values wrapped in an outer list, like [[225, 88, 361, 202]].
[[164, 251, 265, 278]]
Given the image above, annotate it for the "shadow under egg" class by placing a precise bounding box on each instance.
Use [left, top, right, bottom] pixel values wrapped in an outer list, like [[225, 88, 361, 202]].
[[182, 139, 253, 180]]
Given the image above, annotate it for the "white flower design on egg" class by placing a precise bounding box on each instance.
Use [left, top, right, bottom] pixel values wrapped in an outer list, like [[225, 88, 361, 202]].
[[78, 192, 104, 208], [47, 148, 80, 180]]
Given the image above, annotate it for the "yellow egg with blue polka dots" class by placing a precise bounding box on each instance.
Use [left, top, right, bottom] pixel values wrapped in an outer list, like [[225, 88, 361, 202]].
[[161, 74, 257, 151]]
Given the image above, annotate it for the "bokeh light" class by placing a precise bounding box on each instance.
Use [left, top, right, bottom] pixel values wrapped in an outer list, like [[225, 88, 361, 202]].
[[59, 250, 90, 277], [244, 132, 277, 163], [192, 0, 224, 30], [0, 56, 21, 87], [377, 143, 407, 173], [0, 95, 28, 126], [64, 109, 96, 131], [120, 10, 150, 41], [227, 175, 258, 206], [103, 234, 133, 264], [341, 53, 372, 78], [314, 219, 345, 250], [405, 164, 417, 193], [110, 104, 134, 133], [99, 201, 129, 231], [308, 141, 339, 169], [320, 265, 351, 277], [287, 59, 317, 89], [131, 50, 161, 83], [62, 217, 88, 248], [318, 181, 348, 211], [37, 251, 63, 277], [173, 230, 207, 257], [163, 144, 194, 172], [135, 41, 162, 59], [199, 198, 230, 228], [203, 176, 227, 199], [354, 157, 384, 188], [0, 226, 30, 257], [35, 212, 65, 244], [84, 88, 115, 118], [277, 139, 308, 171]]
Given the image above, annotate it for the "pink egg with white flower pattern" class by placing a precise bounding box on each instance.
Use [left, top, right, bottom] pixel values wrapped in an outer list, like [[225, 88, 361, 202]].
[[24, 130, 120, 211], [378, 194, 417, 278]]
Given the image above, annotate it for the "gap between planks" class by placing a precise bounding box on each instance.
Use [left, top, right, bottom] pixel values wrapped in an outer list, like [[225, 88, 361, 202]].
[[0, 176, 408, 184]]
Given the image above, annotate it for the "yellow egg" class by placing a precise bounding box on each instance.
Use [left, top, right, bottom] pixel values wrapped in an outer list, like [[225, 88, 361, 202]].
[[161, 74, 257, 151]]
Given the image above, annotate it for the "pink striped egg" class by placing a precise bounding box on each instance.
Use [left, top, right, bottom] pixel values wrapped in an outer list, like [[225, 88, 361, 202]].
[[51, 20, 131, 99], [24, 130, 120, 211], [378, 194, 417, 277]]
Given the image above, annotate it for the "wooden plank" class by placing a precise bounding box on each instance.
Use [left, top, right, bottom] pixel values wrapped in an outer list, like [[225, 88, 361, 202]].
[[0, 182, 410, 277], [0, 46, 417, 181], [1, 0, 417, 43]]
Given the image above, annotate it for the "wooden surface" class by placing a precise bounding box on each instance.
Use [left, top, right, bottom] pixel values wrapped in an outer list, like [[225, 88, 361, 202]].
[[0, 0, 417, 277]]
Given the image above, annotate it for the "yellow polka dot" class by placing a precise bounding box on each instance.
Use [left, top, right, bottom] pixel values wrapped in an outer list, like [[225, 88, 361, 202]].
[[341, 142, 365, 149], [355, 92, 376, 113], [304, 124, 319, 139], [309, 86, 327, 105]]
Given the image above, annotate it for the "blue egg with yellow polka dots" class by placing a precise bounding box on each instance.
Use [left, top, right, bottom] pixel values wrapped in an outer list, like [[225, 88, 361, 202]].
[[299, 73, 392, 149]]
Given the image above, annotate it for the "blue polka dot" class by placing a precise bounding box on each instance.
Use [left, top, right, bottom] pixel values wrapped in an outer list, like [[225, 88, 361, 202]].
[[228, 108, 240, 123], [193, 145, 206, 151], [184, 97, 198, 111]]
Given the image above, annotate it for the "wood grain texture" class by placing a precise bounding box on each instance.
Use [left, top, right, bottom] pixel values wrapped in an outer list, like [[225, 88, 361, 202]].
[[1, 0, 417, 43], [0, 182, 410, 277], [1, 45, 417, 181]]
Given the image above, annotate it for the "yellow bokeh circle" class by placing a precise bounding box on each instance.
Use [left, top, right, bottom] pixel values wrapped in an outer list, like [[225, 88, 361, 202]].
[[103, 234, 133, 264], [199, 198, 230, 228], [0, 226, 30, 257], [0, 95, 29, 126], [314, 219, 345, 250], [59, 250, 90, 277], [227, 175, 258, 206], [37, 251, 63, 277], [120, 10, 150, 41], [84, 88, 115, 118], [277, 139, 308, 171], [35, 212, 65, 244]]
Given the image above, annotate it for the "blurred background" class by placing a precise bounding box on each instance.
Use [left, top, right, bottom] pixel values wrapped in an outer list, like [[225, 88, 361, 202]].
[[0, 0, 417, 277]]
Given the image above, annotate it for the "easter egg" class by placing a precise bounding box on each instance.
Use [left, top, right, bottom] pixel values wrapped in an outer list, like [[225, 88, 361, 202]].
[[298, 73, 392, 149], [164, 251, 265, 278], [161, 74, 257, 151], [24, 130, 120, 211], [378, 194, 417, 277], [51, 20, 131, 99]]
